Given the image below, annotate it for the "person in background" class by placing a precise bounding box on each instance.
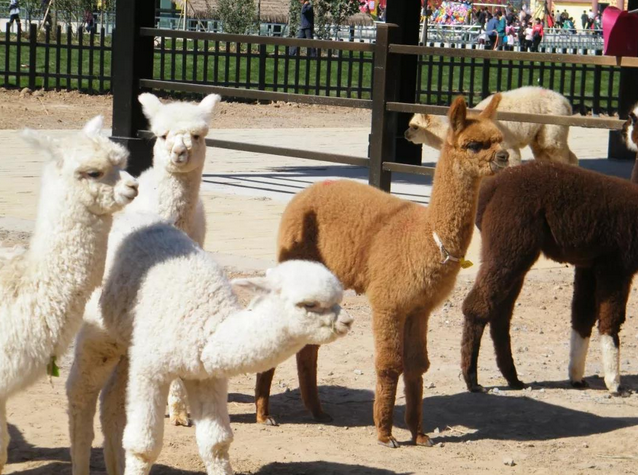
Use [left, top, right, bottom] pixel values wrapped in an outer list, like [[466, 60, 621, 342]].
[[495, 10, 506, 50], [8, 0, 20, 32], [485, 11, 499, 50], [581, 10, 588, 29], [478, 6, 488, 28], [291, 0, 315, 56], [531, 17, 544, 51]]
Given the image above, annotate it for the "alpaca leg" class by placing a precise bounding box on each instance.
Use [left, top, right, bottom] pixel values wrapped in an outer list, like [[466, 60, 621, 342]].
[[488, 277, 526, 389], [101, 357, 129, 475], [372, 309, 405, 448], [507, 147, 522, 166], [403, 311, 432, 447], [462, 258, 536, 392], [122, 375, 169, 475], [167, 379, 190, 427], [569, 267, 597, 387], [183, 379, 233, 475], [67, 324, 122, 475], [0, 399, 7, 475], [255, 369, 277, 425], [595, 270, 631, 395], [297, 344, 331, 422]]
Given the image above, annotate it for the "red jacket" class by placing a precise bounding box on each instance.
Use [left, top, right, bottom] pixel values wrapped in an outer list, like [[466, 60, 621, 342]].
[[532, 23, 544, 37]]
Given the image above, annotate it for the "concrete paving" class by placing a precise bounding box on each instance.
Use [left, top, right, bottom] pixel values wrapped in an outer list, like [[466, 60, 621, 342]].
[[0, 125, 632, 275]]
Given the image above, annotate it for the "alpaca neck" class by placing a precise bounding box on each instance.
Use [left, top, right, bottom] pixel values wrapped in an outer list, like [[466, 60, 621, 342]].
[[155, 161, 203, 235], [26, 186, 111, 354], [427, 145, 482, 259], [201, 304, 304, 379]]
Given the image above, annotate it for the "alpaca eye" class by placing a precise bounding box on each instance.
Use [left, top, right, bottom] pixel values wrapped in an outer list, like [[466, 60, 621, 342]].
[[85, 170, 104, 179], [301, 302, 320, 310], [159, 134, 168, 140], [193, 135, 201, 140], [466, 141, 483, 153]]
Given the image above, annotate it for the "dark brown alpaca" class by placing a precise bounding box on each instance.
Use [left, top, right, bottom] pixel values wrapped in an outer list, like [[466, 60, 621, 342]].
[[462, 134, 638, 395], [255, 95, 509, 447]]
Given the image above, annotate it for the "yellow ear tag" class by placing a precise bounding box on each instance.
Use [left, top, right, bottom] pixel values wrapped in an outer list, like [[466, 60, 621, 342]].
[[460, 258, 473, 269]]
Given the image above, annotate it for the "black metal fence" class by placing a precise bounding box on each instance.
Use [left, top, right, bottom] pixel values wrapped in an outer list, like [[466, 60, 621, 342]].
[[0, 22, 622, 117]]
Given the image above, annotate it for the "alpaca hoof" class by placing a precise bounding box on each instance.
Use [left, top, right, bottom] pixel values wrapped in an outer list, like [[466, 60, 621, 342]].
[[469, 384, 487, 393], [570, 380, 589, 389], [611, 386, 632, 398], [257, 415, 278, 426], [378, 436, 400, 448], [508, 380, 527, 390], [415, 433, 433, 447], [312, 411, 333, 423], [170, 413, 191, 427]]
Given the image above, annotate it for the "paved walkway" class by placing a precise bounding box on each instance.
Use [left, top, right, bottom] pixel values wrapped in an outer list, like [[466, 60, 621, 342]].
[[0, 126, 632, 274]]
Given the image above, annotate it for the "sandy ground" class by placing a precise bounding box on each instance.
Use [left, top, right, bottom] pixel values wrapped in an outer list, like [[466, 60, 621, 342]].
[[1, 90, 638, 475]]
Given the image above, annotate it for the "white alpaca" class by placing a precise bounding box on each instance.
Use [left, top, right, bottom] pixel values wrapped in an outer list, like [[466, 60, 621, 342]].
[[67, 213, 352, 475], [117, 92, 221, 427], [0, 117, 138, 475], [404, 86, 578, 166]]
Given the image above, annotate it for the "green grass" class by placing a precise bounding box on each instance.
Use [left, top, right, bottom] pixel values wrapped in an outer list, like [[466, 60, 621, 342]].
[[0, 35, 621, 112]]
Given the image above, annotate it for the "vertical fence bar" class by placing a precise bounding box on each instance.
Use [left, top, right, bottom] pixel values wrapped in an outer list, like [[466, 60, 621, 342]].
[[44, 25, 51, 90], [592, 50, 602, 116], [15, 25, 22, 88], [3, 24, 9, 87], [99, 27, 105, 92], [258, 43, 267, 90], [369, 23, 400, 191], [111, 0, 155, 175], [481, 58, 490, 99], [28, 23, 37, 90], [55, 25, 61, 90]]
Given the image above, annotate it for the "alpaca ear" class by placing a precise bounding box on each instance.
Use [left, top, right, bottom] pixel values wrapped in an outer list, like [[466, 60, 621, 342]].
[[231, 277, 273, 295], [82, 115, 104, 137], [138, 93, 163, 120], [479, 93, 502, 120], [448, 96, 467, 134], [199, 94, 222, 118], [22, 129, 61, 163]]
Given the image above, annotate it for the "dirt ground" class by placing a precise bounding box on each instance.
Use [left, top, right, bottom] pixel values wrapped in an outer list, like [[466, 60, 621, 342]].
[[1, 91, 638, 475]]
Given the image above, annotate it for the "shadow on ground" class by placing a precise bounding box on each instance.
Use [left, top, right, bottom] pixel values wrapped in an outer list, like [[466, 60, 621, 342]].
[[231, 382, 638, 445], [203, 158, 635, 203]]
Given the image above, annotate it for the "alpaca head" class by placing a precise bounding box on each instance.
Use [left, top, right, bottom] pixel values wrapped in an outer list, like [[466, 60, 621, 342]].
[[23, 116, 138, 216], [444, 94, 509, 177], [622, 106, 638, 152], [232, 260, 353, 345], [404, 113, 447, 149], [139, 93, 221, 173]]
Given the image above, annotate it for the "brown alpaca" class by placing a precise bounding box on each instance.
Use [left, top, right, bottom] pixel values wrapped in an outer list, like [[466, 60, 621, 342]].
[[255, 95, 509, 447], [462, 149, 638, 397]]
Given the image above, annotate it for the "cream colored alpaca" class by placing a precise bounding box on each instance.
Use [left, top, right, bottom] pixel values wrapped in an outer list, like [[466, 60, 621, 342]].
[[67, 211, 352, 475], [405, 86, 578, 166], [256, 95, 508, 447], [0, 117, 138, 474], [123, 92, 221, 427]]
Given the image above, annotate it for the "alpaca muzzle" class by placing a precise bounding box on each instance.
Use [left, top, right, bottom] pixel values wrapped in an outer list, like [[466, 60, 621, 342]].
[[115, 173, 139, 205], [491, 150, 509, 171], [333, 310, 354, 336], [170, 137, 190, 166]]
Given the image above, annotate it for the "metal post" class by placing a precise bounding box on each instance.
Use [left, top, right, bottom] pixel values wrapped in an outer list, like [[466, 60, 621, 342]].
[[28, 23, 37, 90], [385, 0, 422, 166], [607, 66, 638, 160], [369, 23, 401, 192], [111, 0, 155, 176]]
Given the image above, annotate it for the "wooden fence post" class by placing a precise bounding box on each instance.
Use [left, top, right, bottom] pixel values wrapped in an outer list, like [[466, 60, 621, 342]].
[[369, 23, 401, 192], [28, 23, 37, 90], [111, 0, 155, 176], [607, 66, 638, 160]]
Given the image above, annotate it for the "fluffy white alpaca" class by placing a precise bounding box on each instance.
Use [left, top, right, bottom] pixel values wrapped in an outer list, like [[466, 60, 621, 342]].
[[0, 117, 138, 475], [115, 92, 221, 427], [404, 86, 578, 166], [67, 213, 352, 475]]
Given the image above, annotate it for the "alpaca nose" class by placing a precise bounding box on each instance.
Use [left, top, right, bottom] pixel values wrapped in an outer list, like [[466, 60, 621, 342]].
[[171, 137, 189, 164], [496, 150, 509, 164]]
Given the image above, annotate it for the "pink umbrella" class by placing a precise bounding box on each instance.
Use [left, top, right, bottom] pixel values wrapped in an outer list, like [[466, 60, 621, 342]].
[[602, 6, 638, 56]]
